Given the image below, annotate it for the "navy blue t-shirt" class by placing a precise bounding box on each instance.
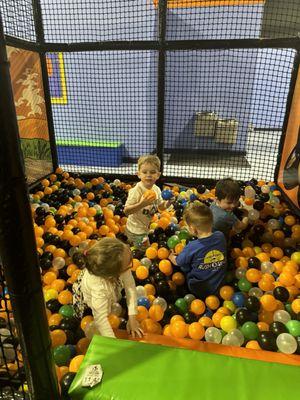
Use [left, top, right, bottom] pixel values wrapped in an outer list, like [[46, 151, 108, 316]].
[[176, 231, 227, 299]]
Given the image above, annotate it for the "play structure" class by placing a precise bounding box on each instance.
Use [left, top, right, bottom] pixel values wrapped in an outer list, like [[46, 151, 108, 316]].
[[0, 1, 300, 399]]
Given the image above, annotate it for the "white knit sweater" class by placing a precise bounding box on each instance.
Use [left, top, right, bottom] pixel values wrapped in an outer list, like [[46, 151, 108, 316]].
[[81, 268, 138, 337]]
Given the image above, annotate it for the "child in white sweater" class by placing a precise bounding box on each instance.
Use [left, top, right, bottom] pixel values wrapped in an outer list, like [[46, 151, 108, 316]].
[[73, 237, 142, 338]]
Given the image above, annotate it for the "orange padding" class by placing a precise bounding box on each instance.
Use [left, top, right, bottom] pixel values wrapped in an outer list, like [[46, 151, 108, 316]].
[[116, 330, 300, 367], [152, 0, 265, 9]]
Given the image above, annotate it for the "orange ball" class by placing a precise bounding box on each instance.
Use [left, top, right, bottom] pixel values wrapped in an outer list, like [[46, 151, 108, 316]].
[[140, 318, 160, 334], [158, 260, 173, 276], [212, 312, 224, 328], [260, 294, 277, 312], [246, 340, 261, 350], [171, 272, 185, 286], [144, 284, 156, 296], [170, 315, 184, 324], [108, 314, 120, 329], [219, 285, 234, 300], [199, 316, 214, 328], [170, 320, 188, 338], [76, 338, 91, 355], [270, 247, 284, 260], [190, 299, 206, 315], [163, 325, 172, 336], [50, 329, 67, 347], [188, 322, 205, 340], [135, 265, 149, 280], [291, 298, 300, 314], [145, 247, 158, 260], [257, 322, 269, 331], [48, 313, 63, 326], [69, 355, 85, 373], [174, 243, 185, 254], [50, 279, 66, 293], [157, 247, 170, 259], [235, 257, 248, 269], [258, 310, 274, 324], [205, 295, 220, 310], [284, 215, 296, 226], [157, 217, 170, 230], [258, 279, 274, 292], [57, 290, 73, 305], [149, 305, 164, 322], [43, 271, 57, 285], [80, 315, 94, 331], [279, 272, 295, 287], [246, 268, 262, 283], [136, 306, 149, 322]]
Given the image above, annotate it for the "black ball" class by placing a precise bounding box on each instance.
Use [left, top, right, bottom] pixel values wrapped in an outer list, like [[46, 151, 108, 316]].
[[60, 372, 76, 397], [131, 248, 144, 259], [165, 303, 177, 318], [253, 201, 264, 211], [252, 224, 265, 235], [245, 296, 261, 312], [259, 193, 270, 203], [284, 247, 296, 257], [248, 257, 261, 269], [154, 227, 164, 236], [164, 225, 177, 237], [236, 308, 252, 325], [64, 329, 77, 345], [49, 325, 61, 331], [42, 251, 53, 261], [183, 311, 197, 324], [273, 286, 289, 302], [148, 232, 158, 244], [40, 258, 52, 270], [154, 271, 166, 282], [46, 299, 61, 313], [156, 280, 170, 297], [197, 185, 206, 194], [60, 317, 80, 331], [257, 332, 277, 352], [269, 321, 288, 337], [149, 263, 158, 276]]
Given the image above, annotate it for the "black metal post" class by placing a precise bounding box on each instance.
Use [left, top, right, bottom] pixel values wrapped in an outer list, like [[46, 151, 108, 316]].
[[274, 47, 300, 183], [0, 17, 60, 400], [157, 0, 167, 175], [32, 0, 58, 170]]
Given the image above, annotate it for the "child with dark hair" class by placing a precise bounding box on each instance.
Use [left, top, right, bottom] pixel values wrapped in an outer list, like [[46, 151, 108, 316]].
[[210, 178, 248, 239]]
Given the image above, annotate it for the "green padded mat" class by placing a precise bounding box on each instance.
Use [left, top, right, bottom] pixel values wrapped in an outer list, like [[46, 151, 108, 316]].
[[69, 336, 300, 400]]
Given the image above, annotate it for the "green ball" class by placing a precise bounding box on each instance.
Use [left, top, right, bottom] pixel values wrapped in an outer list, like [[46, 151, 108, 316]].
[[285, 303, 293, 314], [167, 235, 180, 250], [53, 345, 72, 367], [175, 298, 188, 314], [178, 230, 190, 241], [223, 300, 236, 313], [286, 320, 300, 337], [59, 305, 75, 318], [241, 322, 259, 340], [237, 277, 252, 292]]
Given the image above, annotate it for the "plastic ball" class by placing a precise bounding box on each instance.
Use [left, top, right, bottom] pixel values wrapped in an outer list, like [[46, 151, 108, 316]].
[[232, 292, 245, 307], [161, 189, 173, 200], [220, 316, 237, 332], [276, 333, 297, 354], [136, 286, 147, 298], [170, 320, 188, 338], [184, 294, 196, 305], [241, 322, 259, 340], [153, 297, 167, 312], [286, 320, 300, 337], [204, 327, 222, 344], [137, 297, 151, 309], [222, 333, 241, 347], [188, 322, 205, 340], [190, 299, 206, 315], [273, 310, 291, 324]]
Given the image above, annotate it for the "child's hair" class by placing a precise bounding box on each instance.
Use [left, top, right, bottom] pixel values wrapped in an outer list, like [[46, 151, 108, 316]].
[[138, 155, 161, 171], [79, 237, 127, 279], [215, 178, 241, 202], [183, 201, 213, 232]]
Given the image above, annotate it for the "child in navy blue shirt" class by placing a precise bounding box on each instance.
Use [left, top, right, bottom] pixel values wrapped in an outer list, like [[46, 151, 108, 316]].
[[169, 202, 227, 299]]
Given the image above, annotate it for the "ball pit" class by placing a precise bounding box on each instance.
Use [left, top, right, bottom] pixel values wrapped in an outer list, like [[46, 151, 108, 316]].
[[24, 169, 300, 391]]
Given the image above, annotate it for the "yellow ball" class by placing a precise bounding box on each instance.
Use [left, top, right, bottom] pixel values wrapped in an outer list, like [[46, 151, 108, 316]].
[[44, 288, 58, 302], [220, 316, 237, 333], [223, 300, 236, 313]]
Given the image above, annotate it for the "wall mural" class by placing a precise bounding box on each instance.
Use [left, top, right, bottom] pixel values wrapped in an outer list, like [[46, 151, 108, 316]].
[[6, 46, 53, 184]]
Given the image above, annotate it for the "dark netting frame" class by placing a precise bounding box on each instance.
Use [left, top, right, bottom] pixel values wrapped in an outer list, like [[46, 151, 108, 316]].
[[0, 2, 300, 397]]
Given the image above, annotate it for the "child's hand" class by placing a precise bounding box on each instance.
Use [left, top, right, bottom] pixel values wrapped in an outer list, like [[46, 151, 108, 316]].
[[127, 315, 144, 338], [139, 196, 155, 208]]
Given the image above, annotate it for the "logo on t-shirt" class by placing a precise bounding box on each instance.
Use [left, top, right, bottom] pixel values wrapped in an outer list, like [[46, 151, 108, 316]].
[[198, 249, 225, 270]]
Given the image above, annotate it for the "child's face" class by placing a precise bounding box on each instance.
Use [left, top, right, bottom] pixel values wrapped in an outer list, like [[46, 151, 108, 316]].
[[217, 197, 239, 212], [137, 162, 161, 189], [121, 246, 133, 273]]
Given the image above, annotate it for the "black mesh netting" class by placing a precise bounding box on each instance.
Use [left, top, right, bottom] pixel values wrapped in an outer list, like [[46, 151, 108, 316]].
[[0, 266, 28, 400], [0, 0, 35, 41]]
